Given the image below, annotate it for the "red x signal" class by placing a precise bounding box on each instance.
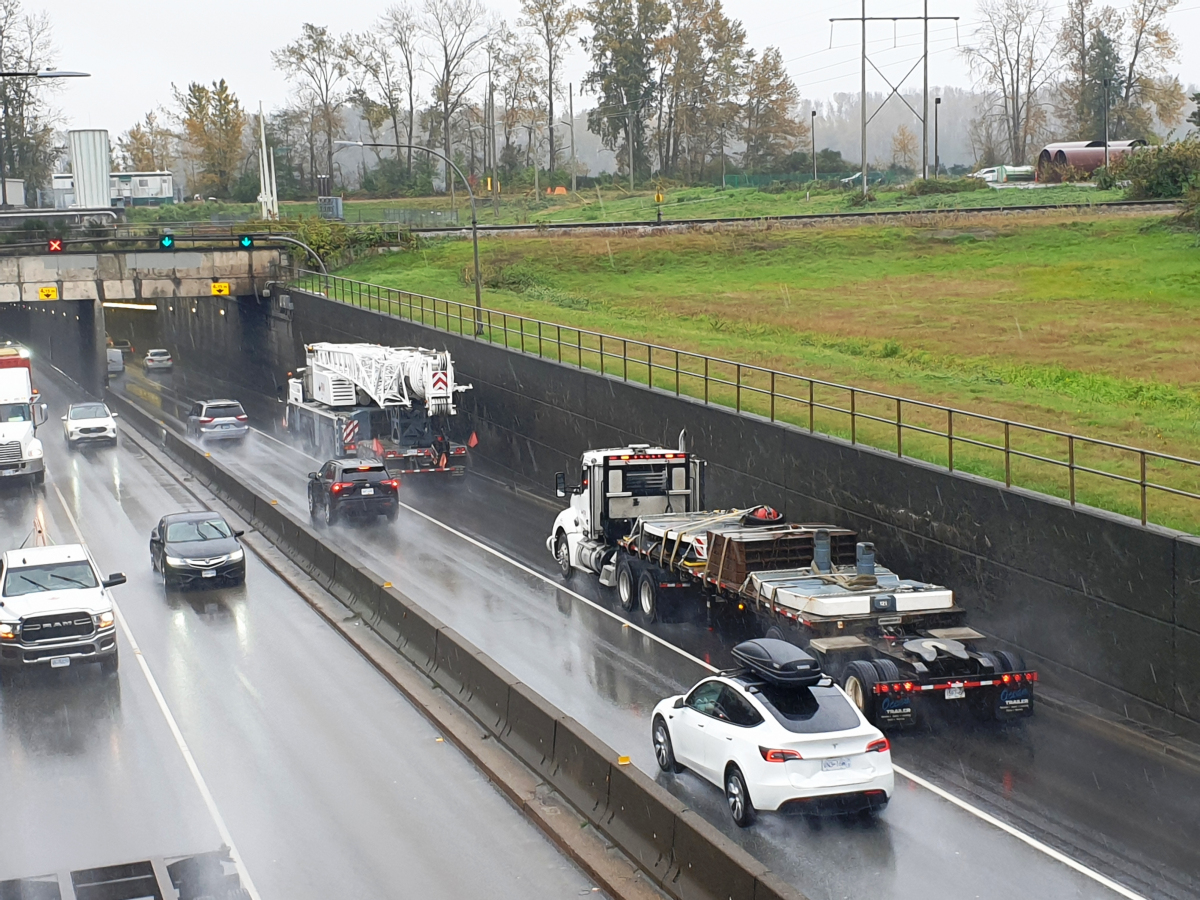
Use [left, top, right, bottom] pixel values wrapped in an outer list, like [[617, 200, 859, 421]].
[[47, 239, 63, 253]]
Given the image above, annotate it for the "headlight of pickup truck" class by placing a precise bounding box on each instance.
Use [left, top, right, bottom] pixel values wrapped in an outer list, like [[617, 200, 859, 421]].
[[27, 443, 42, 458], [229, 548, 244, 562], [96, 611, 115, 629], [0, 621, 16, 640]]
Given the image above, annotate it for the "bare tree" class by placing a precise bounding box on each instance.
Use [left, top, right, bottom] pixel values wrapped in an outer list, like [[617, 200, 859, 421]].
[[347, 31, 405, 152], [0, 0, 61, 197], [381, 3, 422, 175], [962, 0, 1058, 165], [1057, 0, 1122, 138], [272, 24, 349, 186], [518, 0, 581, 176], [420, 0, 489, 196], [1119, 0, 1184, 132]]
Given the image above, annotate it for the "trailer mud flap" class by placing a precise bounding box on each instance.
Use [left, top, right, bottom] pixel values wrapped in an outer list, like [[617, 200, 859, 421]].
[[997, 684, 1035, 716], [878, 694, 915, 725]]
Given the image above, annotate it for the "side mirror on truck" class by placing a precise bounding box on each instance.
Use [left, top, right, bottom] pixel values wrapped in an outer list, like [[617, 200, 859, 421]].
[[555, 472, 567, 498], [34, 404, 47, 426]]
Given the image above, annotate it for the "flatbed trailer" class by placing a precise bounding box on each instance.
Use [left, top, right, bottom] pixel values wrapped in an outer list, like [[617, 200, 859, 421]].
[[550, 445, 1036, 729]]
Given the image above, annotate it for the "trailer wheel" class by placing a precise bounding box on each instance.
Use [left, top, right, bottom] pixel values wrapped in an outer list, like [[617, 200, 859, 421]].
[[615, 558, 637, 612], [996, 650, 1024, 673], [764, 625, 786, 640], [555, 532, 573, 582], [871, 658, 901, 683], [637, 570, 659, 623], [843, 660, 880, 725]]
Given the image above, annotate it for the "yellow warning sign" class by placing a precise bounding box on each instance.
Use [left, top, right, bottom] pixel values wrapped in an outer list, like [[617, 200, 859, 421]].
[[38, 286, 58, 300], [210, 282, 231, 296]]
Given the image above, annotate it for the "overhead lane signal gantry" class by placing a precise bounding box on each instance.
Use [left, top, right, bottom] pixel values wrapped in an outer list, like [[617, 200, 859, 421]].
[[238, 235, 254, 249], [158, 234, 176, 250]]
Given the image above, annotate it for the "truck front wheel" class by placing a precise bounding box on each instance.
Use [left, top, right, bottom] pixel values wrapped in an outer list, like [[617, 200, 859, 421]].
[[32, 469, 45, 487], [616, 558, 637, 612], [555, 533, 573, 582]]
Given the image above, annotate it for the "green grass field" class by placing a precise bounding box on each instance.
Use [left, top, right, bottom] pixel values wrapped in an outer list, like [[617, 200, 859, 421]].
[[127, 182, 1128, 227], [328, 210, 1200, 531]]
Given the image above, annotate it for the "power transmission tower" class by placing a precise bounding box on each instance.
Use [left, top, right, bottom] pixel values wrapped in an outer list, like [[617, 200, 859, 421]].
[[831, 2, 958, 193]]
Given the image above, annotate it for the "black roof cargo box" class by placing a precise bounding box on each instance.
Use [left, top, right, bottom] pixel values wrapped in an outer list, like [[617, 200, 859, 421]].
[[731, 638, 823, 687]]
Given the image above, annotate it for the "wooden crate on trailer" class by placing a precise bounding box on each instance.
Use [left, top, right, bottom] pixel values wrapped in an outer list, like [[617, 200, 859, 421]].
[[704, 524, 859, 585]]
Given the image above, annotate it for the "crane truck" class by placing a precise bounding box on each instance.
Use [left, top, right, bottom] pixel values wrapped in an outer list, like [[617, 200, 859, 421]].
[[547, 443, 1036, 729], [286, 342, 472, 476]]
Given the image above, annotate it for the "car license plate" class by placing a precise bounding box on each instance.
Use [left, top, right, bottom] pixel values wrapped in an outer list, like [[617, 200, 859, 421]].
[[202, 569, 216, 578], [361, 487, 374, 495], [945, 685, 966, 700], [821, 756, 851, 771], [221, 424, 234, 429], [50, 657, 70, 668]]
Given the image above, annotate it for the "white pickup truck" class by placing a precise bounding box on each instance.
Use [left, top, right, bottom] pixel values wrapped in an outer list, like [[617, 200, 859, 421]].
[[0, 544, 126, 684], [0, 346, 47, 485]]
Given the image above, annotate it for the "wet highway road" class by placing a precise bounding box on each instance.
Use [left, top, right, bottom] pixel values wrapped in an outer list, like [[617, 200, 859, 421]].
[[115, 365, 1200, 900], [1, 366, 598, 898]]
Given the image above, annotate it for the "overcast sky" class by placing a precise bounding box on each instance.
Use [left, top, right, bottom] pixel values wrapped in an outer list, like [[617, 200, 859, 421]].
[[46, 0, 1200, 134]]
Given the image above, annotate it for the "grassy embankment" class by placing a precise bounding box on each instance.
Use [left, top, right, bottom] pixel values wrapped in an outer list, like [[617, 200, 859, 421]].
[[329, 212, 1200, 531], [126, 182, 1128, 227]]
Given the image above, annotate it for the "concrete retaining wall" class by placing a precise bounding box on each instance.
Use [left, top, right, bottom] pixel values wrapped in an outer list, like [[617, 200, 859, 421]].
[[0, 299, 106, 397], [107, 388, 806, 900], [282, 289, 1200, 741]]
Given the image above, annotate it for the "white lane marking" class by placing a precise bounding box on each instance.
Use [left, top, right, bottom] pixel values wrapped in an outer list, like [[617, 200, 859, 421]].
[[52, 484, 264, 900], [250, 427, 1146, 898], [894, 765, 1146, 900]]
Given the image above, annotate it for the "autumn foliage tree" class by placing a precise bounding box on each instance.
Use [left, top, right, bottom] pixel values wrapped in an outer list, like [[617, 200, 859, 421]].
[[173, 80, 247, 199], [740, 47, 806, 173], [116, 111, 174, 171]]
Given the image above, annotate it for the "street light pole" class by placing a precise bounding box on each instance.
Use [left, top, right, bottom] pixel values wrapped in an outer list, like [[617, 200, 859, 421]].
[[934, 97, 941, 180], [335, 140, 483, 334], [811, 109, 817, 183], [0, 69, 90, 209]]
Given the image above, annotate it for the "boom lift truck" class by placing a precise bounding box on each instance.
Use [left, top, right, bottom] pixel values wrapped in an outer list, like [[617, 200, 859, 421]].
[[548, 442, 1036, 728], [287, 342, 472, 476]]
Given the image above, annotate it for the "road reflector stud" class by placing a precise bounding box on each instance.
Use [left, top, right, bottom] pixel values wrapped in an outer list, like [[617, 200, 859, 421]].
[[617, 756, 631, 766], [383, 582, 392, 588], [270, 499, 278, 505], [435, 737, 444, 743]]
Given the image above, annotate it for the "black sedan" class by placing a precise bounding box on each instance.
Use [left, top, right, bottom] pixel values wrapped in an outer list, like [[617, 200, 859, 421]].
[[308, 460, 400, 526], [150, 511, 246, 589]]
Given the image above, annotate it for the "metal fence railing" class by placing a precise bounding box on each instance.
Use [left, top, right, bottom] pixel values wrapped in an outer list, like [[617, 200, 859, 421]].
[[289, 269, 1200, 533]]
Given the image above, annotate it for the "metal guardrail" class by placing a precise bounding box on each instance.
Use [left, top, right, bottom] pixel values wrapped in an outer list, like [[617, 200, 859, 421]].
[[292, 269, 1200, 530]]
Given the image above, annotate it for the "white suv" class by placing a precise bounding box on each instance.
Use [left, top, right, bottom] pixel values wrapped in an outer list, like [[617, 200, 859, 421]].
[[0, 544, 126, 684], [62, 401, 118, 447]]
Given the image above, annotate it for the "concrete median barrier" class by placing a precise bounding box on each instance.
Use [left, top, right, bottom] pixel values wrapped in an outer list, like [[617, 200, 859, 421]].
[[502, 682, 560, 778], [601, 759, 680, 888], [548, 716, 613, 820], [430, 630, 517, 736], [669, 809, 764, 900], [382, 587, 442, 670]]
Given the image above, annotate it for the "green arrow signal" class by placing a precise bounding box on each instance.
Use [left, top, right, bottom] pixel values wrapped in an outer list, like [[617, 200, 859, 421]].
[[238, 235, 254, 249], [159, 234, 175, 249]]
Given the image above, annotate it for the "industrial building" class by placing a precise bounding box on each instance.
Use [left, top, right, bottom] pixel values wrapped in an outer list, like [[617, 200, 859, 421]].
[[51, 170, 175, 209]]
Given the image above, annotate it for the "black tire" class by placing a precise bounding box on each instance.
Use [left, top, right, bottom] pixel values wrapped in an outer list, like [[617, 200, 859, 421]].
[[725, 765, 757, 827], [32, 469, 44, 486], [615, 557, 637, 612], [871, 658, 901, 683], [637, 570, 659, 623], [843, 660, 880, 725], [652, 715, 684, 774], [324, 498, 339, 527], [996, 650, 1023, 673], [308, 489, 323, 526], [100, 649, 119, 676], [979, 651, 1005, 676], [764, 625, 786, 640], [555, 532, 573, 582]]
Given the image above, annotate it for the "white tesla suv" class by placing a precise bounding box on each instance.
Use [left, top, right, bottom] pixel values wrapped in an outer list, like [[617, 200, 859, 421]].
[[651, 638, 894, 826]]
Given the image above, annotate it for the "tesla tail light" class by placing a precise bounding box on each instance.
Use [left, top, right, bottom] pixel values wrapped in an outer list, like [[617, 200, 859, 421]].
[[759, 747, 802, 762], [866, 738, 890, 753], [330, 482, 351, 493], [198, 417, 214, 424]]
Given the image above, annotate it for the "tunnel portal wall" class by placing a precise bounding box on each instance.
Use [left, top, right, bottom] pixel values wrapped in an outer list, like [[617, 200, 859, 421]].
[[0, 300, 106, 397], [110, 290, 1200, 741]]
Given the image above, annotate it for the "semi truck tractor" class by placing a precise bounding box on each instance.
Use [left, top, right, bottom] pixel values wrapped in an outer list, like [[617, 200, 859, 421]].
[[286, 342, 472, 476], [548, 443, 1035, 728], [0, 347, 47, 486]]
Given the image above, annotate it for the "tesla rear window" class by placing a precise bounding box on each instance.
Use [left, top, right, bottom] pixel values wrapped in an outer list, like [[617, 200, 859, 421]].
[[751, 684, 861, 734], [205, 404, 244, 418], [340, 467, 388, 482]]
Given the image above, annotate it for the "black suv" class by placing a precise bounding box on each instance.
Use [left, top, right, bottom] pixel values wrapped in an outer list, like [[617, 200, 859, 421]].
[[308, 460, 400, 526]]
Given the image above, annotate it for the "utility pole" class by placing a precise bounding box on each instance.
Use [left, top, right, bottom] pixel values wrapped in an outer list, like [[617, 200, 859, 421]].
[[489, 50, 499, 220], [934, 96, 941, 179], [626, 93, 635, 193], [811, 109, 818, 183], [1102, 78, 1110, 169], [831, 5, 958, 194], [569, 83, 577, 194]]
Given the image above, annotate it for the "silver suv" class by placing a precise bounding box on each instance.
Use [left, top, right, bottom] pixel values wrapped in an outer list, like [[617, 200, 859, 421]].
[[0, 544, 126, 684], [186, 399, 249, 442]]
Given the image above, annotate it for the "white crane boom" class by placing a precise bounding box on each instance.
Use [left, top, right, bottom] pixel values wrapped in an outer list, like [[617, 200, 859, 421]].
[[305, 343, 467, 415]]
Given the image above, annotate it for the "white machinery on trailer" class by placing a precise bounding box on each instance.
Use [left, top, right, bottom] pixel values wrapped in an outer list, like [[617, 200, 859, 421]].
[[286, 342, 472, 475]]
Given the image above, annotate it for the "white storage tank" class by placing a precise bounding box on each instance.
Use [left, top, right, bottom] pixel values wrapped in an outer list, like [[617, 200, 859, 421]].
[[68, 130, 111, 208]]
